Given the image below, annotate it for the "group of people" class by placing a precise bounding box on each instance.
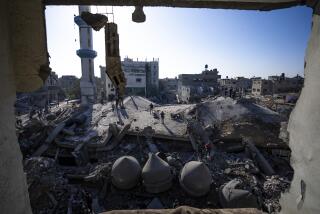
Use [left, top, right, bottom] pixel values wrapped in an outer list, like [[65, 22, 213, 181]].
[[149, 103, 165, 124], [112, 87, 124, 111]]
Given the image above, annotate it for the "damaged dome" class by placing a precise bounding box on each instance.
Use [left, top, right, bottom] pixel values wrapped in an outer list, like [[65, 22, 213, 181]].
[[111, 156, 141, 189], [179, 161, 212, 197], [142, 153, 172, 193], [219, 179, 258, 208]]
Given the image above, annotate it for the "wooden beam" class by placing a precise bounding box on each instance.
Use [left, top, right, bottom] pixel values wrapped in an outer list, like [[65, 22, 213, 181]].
[[44, 0, 304, 11]]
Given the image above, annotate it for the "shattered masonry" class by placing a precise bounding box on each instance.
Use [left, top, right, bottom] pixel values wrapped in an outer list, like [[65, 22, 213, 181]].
[[16, 96, 292, 213]]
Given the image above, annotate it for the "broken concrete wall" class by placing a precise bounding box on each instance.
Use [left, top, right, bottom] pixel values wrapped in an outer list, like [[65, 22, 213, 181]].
[[0, 1, 32, 213], [10, 0, 50, 92], [45, 0, 303, 11], [280, 14, 320, 214]]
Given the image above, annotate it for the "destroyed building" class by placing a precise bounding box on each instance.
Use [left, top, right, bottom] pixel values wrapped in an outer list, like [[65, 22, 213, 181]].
[[2, 1, 320, 214], [59, 75, 79, 92], [16, 71, 64, 114], [58, 75, 80, 99], [268, 73, 304, 94], [159, 77, 178, 103], [251, 74, 304, 97], [100, 66, 116, 101], [252, 78, 273, 96], [177, 66, 221, 103]]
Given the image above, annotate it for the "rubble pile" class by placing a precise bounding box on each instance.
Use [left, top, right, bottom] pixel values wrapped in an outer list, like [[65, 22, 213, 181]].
[[16, 96, 293, 213]]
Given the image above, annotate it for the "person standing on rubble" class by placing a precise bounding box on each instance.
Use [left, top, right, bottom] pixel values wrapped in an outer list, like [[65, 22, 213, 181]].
[[115, 86, 125, 109], [160, 111, 165, 124], [115, 86, 120, 109], [149, 103, 154, 114]]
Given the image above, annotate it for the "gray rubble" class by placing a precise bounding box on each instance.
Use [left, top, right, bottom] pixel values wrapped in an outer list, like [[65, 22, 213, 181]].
[[16, 96, 293, 213]]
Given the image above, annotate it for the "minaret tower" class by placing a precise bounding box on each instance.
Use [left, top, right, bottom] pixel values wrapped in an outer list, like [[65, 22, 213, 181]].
[[74, 6, 97, 104]]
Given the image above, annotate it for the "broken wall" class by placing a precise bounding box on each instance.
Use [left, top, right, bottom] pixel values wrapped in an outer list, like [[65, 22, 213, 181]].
[[280, 14, 320, 214], [0, 1, 32, 213], [11, 0, 50, 92]]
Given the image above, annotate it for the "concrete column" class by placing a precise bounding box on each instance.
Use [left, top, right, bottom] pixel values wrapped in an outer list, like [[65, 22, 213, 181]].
[[0, 1, 32, 213], [280, 14, 320, 214]]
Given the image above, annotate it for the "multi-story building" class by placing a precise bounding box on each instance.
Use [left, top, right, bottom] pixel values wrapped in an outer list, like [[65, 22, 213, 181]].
[[100, 66, 115, 100], [252, 78, 274, 96], [16, 71, 62, 112], [122, 57, 159, 96], [45, 71, 60, 102], [268, 73, 304, 94], [236, 77, 252, 93], [159, 77, 178, 103], [100, 57, 159, 98], [252, 73, 304, 96], [218, 77, 237, 96], [159, 78, 178, 91], [177, 66, 221, 103], [59, 75, 78, 91], [219, 76, 252, 97]]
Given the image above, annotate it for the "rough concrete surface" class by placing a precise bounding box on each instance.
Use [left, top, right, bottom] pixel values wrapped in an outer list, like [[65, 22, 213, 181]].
[[280, 14, 320, 214], [0, 1, 32, 213], [10, 0, 49, 92]]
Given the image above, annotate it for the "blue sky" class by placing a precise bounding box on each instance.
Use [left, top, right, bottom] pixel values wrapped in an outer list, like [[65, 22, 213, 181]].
[[45, 6, 312, 79]]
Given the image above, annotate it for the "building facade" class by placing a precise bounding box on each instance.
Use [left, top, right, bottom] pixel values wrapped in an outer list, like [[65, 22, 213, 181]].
[[122, 57, 159, 97], [268, 73, 304, 94], [252, 74, 304, 96], [218, 76, 252, 97], [177, 66, 221, 103], [159, 78, 178, 103], [100, 57, 159, 98], [59, 75, 78, 91], [100, 66, 115, 100], [122, 58, 147, 96], [252, 78, 274, 96]]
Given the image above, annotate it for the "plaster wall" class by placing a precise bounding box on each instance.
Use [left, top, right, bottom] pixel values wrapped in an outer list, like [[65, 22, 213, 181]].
[[280, 14, 320, 214], [0, 1, 32, 213]]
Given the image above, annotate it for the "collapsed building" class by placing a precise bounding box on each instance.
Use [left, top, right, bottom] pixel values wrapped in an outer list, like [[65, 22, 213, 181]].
[[16, 96, 293, 213], [1, 1, 320, 214], [177, 66, 221, 103]]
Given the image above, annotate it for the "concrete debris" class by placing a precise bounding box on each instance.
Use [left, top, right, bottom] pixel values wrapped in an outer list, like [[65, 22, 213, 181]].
[[244, 138, 275, 176], [111, 156, 141, 189], [15, 96, 293, 213], [219, 179, 259, 209], [80, 11, 108, 31], [180, 161, 212, 197], [147, 197, 164, 209], [142, 153, 173, 193]]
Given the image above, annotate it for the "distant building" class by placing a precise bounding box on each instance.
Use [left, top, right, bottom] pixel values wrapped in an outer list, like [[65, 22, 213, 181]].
[[252, 78, 273, 96], [59, 75, 78, 92], [251, 73, 304, 96], [159, 77, 178, 103], [100, 66, 115, 101], [122, 57, 159, 96], [58, 75, 80, 99], [95, 76, 103, 101], [16, 71, 63, 112], [100, 57, 159, 98], [236, 77, 252, 93], [268, 73, 304, 94], [45, 71, 60, 102], [219, 76, 252, 97], [218, 77, 237, 96], [177, 66, 221, 103]]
